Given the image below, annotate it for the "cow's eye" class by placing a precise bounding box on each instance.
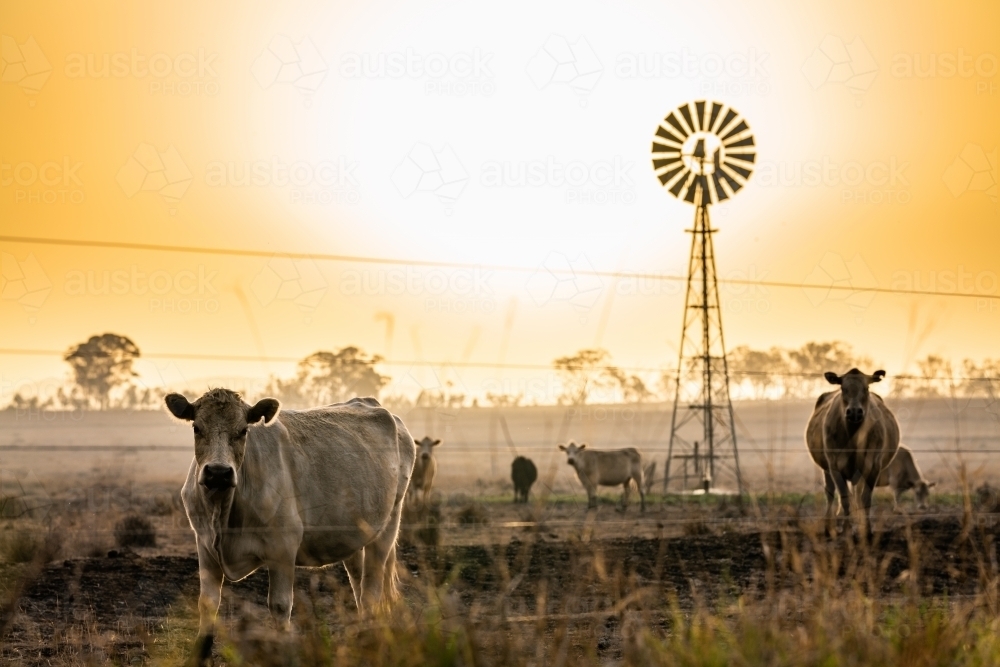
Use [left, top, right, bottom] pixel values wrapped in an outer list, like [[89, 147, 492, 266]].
[[237, 428, 248, 439], [193, 425, 202, 437]]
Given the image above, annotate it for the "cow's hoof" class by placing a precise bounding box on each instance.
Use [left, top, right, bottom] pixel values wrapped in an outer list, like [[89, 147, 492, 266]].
[[190, 634, 214, 666]]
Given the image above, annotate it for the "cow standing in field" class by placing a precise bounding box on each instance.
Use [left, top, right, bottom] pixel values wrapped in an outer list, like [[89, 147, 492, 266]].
[[166, 390, 415, 663], [559, 442, 645, 512], [805, 369, 900, 530], [511, 456, 537, 503], [409, 437, 440, 506], [876, 444, 935, 511]]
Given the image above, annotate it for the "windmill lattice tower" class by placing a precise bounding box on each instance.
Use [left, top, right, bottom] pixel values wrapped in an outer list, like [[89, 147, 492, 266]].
[[651, 100, 756, 495]]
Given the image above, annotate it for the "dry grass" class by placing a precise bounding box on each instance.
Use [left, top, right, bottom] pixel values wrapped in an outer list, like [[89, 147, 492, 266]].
[[2, 477, 1000, 666]]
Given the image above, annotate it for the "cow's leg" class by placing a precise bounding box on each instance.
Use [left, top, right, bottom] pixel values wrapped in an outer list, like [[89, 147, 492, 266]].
[[822, 469, 837, 519], [193, 544, 224, 664], [363, 500, 404, 609], [830, 470, 851, 517], [266, 560, 296, 631], [621, 482, 630, 511], [635, 474, 646, 513], [585, 480, 598, 510], [344, 550, 365, 611], [858, 469, 880, 535]]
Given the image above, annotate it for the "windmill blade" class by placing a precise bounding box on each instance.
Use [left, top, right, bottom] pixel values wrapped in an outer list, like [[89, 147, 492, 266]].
[[716, 108, 738, 135], [711, 171, 731, 202], [726, 152, 756, 164], [724, 135, 755, 149], [678, 104, 696, 135], [656, 164, 686, 185], [708, 102, 723, 132], [669, 169, 693, 197], [721, 119, 749, 141], [653, 156, 682, 171], [716, 167, 743, 193], [664, 113, 690, 138], [655, 126, 685, 145], [723, 161, 752, 179], [652, 141, 681, 155]]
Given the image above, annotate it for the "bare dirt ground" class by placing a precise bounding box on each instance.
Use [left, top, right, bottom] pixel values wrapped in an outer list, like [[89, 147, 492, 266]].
[[2, 495, 996, 666]]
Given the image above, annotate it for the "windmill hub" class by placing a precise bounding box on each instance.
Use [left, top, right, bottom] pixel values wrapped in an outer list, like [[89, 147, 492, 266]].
[[681, 132, 723, 175]]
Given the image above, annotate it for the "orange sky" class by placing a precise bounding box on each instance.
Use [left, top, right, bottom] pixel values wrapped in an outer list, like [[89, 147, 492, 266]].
[[1, 0, 998, 403]]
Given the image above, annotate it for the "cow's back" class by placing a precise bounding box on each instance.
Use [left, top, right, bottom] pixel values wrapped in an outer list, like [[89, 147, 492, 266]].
[[584, 448, 642, 485], [248, 397, 414, 562]]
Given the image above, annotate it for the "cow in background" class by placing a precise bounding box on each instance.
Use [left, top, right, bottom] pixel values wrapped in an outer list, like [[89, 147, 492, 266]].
[[409, 436, 440, 506], [559, 442, 645, 512], [511, 456, 537, 503], [876, 444, 935, 510]]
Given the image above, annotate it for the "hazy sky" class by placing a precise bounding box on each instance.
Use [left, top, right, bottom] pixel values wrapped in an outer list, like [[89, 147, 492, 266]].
[[2, 0, 998, 403]]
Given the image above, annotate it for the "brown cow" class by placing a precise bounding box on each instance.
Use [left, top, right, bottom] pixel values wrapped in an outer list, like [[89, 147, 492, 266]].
[[876, 444, 935, 511], [805, 368, 900, 530]]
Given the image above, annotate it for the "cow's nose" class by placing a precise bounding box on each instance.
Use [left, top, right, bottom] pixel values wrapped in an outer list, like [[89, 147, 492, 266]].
[[421, 453, 429, 461], [846, 408, 864, 423], [201, 464, 235, 490]]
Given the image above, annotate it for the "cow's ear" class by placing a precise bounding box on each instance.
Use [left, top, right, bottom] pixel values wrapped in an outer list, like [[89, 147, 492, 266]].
[[165, 393, 195, 421], [248, 398, 280, 424], [928, 481, 937, 488], [558, 444, 567, 451], [579, 443, 587, 450], [824, 372, 841, 385], [871, 370, 886, 383], [432, 439, 441, 446]]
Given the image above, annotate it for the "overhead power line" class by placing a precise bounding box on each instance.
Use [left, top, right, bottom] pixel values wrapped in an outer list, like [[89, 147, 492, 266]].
[[2, 234, 998, 301]]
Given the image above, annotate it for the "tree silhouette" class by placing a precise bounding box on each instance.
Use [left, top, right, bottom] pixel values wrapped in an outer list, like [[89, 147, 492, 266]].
[[63, 334, 141, 409], [268, 346, 389, 407]]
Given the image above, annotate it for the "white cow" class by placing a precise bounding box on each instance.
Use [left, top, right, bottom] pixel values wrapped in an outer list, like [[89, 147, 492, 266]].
[[166, 389, 415, 663], [559, 442, 645, 512], [876, 444, 935, 510], [408, 436, 440, 506]]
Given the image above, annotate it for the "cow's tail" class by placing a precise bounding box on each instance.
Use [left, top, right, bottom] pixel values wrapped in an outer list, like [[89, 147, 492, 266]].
[[380, 543, 401, 608]]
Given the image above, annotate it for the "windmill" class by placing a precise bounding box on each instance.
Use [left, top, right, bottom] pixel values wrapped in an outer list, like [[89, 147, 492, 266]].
[[651, 100, 755, 495]]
